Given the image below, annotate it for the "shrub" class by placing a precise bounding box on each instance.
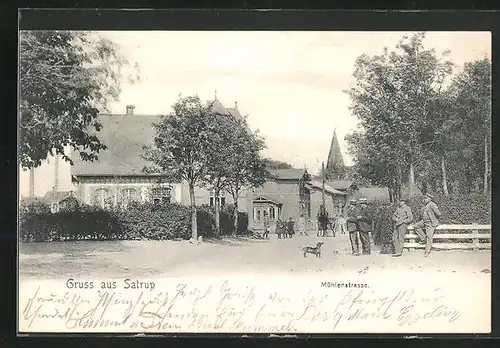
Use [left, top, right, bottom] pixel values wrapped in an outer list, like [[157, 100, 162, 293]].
[[196, 204, 216, 238], [370, 193, 491, 246], [19, 200, 250, 242], [119, 203, 192, 240]]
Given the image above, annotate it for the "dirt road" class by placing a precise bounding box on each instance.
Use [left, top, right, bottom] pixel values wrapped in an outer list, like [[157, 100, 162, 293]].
[[19, 232, 491, 280]]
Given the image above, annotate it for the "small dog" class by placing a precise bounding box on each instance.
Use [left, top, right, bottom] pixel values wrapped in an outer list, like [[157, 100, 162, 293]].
[[302, 242, 324, 258]]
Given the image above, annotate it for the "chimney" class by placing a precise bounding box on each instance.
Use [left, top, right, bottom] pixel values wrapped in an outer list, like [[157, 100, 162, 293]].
[[234, 101, 238, 110], [126, 105, 135, 115]]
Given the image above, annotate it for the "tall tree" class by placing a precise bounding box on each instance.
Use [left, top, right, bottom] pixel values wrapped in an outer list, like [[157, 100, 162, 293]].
[[224, 118, 268, 235], [143, 95, 214, 241], [19, 30, 139, 169], [203, 111, 240, 238], [446, 59, 491, 194], [345, 32, 453, 199]]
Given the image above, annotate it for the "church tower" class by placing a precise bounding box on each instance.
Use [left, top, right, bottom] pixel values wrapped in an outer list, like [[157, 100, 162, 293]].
[[325, 129, 345, 180]]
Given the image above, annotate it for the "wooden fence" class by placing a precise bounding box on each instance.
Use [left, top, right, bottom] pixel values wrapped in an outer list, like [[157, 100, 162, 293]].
[[405, 224, 491, 251]]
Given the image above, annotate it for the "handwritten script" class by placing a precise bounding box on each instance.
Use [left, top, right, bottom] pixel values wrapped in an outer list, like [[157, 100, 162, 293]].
[[17, 276, 480, 333]]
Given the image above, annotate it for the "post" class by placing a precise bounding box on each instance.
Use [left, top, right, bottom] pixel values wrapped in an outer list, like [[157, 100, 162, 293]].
[[321, 162, 326, 208], [472, 222, 479, 251], [29, 167, 35, 198], [408, 226, 415, 251]]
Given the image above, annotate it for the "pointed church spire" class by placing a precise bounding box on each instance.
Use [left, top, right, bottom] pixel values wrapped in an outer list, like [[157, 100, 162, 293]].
[[326, 129, 345, 179]]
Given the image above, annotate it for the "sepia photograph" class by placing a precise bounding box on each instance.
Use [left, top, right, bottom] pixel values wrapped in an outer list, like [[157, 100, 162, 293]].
[[18, 29, 491, 334]]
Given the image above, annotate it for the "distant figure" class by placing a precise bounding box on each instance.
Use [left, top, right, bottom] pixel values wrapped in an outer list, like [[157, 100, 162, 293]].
[[276, 218, 285, 239], [286, 217, 295, 238], [336, 214, 347, 235], [391, 199, 414, 257], [346, 199, 361, 256], [263, 212, 270, 239], [298, 214, 307, 236], [317, 205, 329, 237], [411, 193, 441, 257]]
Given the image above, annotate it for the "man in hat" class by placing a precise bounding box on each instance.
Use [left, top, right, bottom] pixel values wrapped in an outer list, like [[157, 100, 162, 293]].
[[263, 211, 270, 239], [411, 193, 441, 257], [317, 205, 329, 237], [357, 197, 373, 255], [391, 198, 414, 257], [346, 199, 361, 255]]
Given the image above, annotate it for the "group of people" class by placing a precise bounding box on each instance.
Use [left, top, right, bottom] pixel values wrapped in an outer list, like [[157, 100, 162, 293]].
[[261, 192, 442, 258], [262, 213, 308, 239], [392, 193, 441, 257], [345, 197, 373, 255], [320, 192, 441, 257]]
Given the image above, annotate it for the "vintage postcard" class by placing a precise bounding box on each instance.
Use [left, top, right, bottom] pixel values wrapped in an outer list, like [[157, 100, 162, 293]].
[[18, 29, 491, 334]]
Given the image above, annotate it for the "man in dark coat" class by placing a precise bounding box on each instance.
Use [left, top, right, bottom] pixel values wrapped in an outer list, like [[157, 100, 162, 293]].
[[391, 199, 414, 257], [357, 197, 373, 255], [317, 205, 329, 237], [286, 217, 295, 238], [346, 199, 361, 255]]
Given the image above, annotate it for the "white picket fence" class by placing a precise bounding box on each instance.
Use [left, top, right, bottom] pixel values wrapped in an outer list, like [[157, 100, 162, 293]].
[[405, 224, 491, 251]]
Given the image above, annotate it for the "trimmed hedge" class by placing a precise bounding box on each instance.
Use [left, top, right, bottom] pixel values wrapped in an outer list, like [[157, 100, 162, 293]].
[[370, 193, 491, 247], [19, 200, 249, 242]]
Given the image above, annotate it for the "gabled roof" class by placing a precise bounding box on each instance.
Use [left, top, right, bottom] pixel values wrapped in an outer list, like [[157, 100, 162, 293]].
[[269, 169, 306, 180], [71, 114, 161, 176], [253, 195, 282, 205], [72, 99, 244, 177], [306, 180, 346, 196], [206, 100, 231, 116], [327, 180, 354, 190], [353, 187, 390, 202]]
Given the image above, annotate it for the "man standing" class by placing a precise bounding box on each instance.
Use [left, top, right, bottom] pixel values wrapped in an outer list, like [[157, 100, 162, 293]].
[[346, 199, 361, 256], [286, 216, 295, 238], [357, 197, 373, 255], [298, 214, 307, 236], [317, 205, 329, 237], [391, 199, 414, 257], [263, 211, 270, 239], [411, 193, 441, 257]]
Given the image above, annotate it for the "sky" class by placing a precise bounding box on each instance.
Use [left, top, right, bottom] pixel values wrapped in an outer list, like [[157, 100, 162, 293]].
[[100, 31, 491, 174]]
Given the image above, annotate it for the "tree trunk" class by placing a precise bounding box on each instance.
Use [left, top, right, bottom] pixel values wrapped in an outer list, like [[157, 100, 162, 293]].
[[388, 187, 394, 203], [483, 132, 488, 194], [441, 156, 449, 196], [233, 196, 239, 236], [214, 189, 221, 238], [395, 164, 402, 201], [421, 180, 428, 196], [189, 184, 198, 240], [408, 162, 416, 198]]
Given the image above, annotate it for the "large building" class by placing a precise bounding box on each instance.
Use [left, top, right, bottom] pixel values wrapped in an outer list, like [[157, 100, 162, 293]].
[[19, 97, 352, 232]]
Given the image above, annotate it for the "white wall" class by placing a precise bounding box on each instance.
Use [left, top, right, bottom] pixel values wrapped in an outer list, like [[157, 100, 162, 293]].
[[19, 146, 75, 199]]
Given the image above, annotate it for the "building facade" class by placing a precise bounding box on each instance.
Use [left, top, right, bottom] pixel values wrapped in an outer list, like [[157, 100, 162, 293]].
[[20, 99, 351, 232]]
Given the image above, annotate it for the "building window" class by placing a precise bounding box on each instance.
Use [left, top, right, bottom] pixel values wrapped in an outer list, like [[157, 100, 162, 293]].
[[257, 209, 261, 221], [209, 190, 226, 207], [93, 188, 113, 209], [152, 187, 171, 205], [121, 188, 139, 210], [269, 207, 276, 220]]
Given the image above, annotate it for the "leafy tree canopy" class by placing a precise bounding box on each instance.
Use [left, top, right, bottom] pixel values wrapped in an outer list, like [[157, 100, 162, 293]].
[[20, 30, 139, 169]]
